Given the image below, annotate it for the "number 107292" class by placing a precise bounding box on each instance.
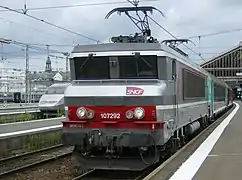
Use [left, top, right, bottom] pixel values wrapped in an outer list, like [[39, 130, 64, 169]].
[[100, 113, 121, 119]]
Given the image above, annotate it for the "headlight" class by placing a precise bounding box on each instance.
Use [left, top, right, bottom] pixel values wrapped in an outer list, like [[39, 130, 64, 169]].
[[76, 107, 87, 119], [87, 110, 95, 119], [134, 107, 145, 119], [126, 110, 134, 119]]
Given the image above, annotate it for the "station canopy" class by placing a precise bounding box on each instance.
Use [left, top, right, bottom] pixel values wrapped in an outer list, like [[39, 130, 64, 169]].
[[200, 41, 242, 89]]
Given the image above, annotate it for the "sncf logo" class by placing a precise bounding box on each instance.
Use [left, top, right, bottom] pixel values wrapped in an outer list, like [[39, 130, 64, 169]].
[[126, 87, 144, 95]]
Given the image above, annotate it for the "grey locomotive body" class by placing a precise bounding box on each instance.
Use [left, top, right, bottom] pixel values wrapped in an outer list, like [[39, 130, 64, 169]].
[[62, 42, 232, 170]]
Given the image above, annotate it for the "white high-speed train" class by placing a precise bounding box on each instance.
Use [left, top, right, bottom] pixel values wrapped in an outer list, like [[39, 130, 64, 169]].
[[38, 83, 70, 116]]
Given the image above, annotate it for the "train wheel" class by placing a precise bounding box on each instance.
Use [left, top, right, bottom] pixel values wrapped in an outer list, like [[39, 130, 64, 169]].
[[178, 128, 185, 147], [198, 117, 205, 130], [202, 116, 208, 128], [166, 139, 174, 157], [203, 116, 208, 127], [208, 114, 214, 123], [170, 138, 178, 155], [211, 113, 216, 122], [180, 134, 186, 147]]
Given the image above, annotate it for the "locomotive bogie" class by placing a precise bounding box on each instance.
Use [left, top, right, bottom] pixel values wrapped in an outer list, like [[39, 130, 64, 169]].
[[72, 149, 160, 171], [62, 126, 164, 148]]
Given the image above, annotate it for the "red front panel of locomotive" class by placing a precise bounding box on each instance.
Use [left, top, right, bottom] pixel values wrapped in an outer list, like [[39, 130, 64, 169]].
[[62, 106, 164, 130]]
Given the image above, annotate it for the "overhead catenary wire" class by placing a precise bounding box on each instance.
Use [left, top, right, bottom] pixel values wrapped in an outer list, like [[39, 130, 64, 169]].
[[0, 38, 75, 73], [7, 39, 67, 54], [147, 15, 206, 62], [186, 27, 242, 39], [14, 42, 75, 47], [0, 0, 160, 12], [0, 38, 69, 64], [0, 16, 71, 42], [0, 5, 101, 43]]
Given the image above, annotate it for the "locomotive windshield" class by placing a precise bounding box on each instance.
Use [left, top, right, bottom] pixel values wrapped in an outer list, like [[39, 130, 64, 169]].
[[74, 55, 158, 80], [74, 56, 110, 79]]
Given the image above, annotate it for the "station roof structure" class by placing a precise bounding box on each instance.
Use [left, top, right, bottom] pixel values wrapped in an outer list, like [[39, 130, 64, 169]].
[[200, 41, 242, 88]]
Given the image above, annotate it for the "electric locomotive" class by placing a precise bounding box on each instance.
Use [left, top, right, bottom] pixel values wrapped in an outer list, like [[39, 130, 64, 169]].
[[62, 2, 232, 171]]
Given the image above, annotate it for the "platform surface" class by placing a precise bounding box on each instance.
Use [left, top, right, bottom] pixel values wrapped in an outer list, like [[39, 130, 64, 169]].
[[0, 117, 64, 135], [166, 102, 240, 180], [193, 102, 242, 180]]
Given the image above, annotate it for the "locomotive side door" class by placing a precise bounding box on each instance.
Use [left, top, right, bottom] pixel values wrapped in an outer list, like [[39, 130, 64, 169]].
[[172, 59, 178, 126], [211, 80, 215, 114], [206, 77, 212, 117]]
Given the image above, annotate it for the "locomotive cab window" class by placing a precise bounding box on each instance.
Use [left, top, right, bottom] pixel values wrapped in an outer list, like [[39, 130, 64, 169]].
[[74, 56, 110, 80], [119, 55, 158, 79], [73, 55, 157, 80]]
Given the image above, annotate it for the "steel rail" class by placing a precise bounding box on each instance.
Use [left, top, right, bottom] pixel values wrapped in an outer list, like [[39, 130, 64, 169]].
[[0, 144, 72, 178]]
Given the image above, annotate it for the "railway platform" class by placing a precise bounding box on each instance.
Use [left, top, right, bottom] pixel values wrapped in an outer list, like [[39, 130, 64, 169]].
[[168, 101, 241, 180], [193, 101, 242, 180], [0, 117, 63, 137]]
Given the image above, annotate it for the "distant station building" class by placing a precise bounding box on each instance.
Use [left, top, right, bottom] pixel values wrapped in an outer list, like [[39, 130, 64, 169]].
[[200, 41, 242, 99]]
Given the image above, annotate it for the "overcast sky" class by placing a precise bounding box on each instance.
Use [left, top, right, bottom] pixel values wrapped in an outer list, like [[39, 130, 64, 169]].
[[0, 0, 241, 71]]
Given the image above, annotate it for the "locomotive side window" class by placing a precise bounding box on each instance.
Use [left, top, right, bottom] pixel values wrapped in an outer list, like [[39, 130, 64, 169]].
[[74, 57, 110, 80], [119, 55, 158, 79], [214, 83, 225, 101], [183, 69, 205, 100], [172, 59, 177, 80]]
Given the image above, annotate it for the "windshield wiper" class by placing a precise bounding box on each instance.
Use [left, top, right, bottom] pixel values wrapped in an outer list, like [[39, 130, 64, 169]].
[[79, 53, 94, 71], [140, 57, 153, 69], [134, 53, 155, 76]]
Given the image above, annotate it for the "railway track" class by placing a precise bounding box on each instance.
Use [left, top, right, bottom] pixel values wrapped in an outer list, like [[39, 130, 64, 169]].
[[0, 144, 73, 179], [73, 169, 142, 180], [72, 161, 160, 180], [72, 104, 234, 180]]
